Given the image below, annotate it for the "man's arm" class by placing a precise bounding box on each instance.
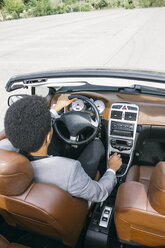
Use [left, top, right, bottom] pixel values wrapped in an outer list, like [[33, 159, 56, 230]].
[[50, 94, 77, 119], [51, 94, 77, 112], [68, 153, 122, 202]]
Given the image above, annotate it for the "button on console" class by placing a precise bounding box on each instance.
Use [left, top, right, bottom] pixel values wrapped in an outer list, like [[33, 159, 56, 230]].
[[102, 217, 108, 222]]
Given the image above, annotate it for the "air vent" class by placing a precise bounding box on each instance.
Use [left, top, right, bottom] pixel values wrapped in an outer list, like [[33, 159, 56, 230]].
[[125, 112, 137, 121], [111, 111, 122, 120], [112, 105, 122, 110]]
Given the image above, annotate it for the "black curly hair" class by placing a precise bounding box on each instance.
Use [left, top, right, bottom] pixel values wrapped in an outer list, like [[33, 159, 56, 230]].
[[4, 95, 51, 153]]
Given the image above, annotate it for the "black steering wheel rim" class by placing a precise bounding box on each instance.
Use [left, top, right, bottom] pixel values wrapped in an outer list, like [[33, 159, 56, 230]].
[[53, 95, 100, 145]]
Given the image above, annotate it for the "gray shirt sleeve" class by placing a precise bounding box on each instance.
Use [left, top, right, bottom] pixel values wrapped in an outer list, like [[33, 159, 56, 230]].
[[68, 161, 117, 202], [0, 138, 19, 152]]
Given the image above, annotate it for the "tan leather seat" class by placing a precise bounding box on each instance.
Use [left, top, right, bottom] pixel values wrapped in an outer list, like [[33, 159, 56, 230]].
[[0, 149, 88, 247], [114, 163, 165, 247], [0, 234, 30, 248]]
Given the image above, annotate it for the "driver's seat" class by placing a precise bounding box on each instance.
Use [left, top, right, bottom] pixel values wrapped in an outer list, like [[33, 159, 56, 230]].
[[0, 149, 88, 247]]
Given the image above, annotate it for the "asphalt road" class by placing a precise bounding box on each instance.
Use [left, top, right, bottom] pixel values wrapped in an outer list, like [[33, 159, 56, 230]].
[[0, 7, 165, 130]]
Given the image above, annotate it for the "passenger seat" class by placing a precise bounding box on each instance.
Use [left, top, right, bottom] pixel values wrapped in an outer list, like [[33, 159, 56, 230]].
[[114, 163, 165, 247]]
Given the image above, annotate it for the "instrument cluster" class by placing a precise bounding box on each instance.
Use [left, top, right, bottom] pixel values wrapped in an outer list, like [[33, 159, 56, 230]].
[[70, 98, 105, 115]]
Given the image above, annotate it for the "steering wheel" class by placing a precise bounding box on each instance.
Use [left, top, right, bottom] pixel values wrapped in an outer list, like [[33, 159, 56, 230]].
[[53, 95, 100, 145]]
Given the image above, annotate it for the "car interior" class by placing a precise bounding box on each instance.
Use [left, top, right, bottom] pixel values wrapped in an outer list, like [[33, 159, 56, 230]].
[[0, 70, 165, 248]]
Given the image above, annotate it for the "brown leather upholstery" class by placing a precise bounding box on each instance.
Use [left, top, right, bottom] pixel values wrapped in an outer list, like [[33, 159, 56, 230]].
[[0, 150, 33, 196], [114, 164, 165, 247], [0, 234, 30, 248], [125, 165, 153, 189], [0, 149, 88, 247], [149, 162, 165, 215]]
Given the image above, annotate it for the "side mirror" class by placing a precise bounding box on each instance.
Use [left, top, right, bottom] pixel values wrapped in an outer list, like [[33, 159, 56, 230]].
[[8, 94, 29, 106]]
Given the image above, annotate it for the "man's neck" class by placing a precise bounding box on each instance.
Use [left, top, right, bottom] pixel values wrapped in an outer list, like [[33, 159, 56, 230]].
[[30, 145, 48, 157]]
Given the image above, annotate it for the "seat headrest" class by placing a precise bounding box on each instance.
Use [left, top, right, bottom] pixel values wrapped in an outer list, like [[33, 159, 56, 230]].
[[0, 149, 33, 196], [149, 162, 165, 215]]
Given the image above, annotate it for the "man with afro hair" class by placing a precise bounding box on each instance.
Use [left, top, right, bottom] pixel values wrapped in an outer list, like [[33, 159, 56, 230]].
[[0, 94, 122, 202], [5, 95, 52, 155]]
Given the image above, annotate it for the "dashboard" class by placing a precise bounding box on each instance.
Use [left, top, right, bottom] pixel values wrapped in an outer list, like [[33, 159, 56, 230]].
[[51, 91, 165, 125], [68, 92, 165, 125]]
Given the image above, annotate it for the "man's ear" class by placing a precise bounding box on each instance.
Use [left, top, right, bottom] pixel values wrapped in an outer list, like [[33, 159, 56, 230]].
[[46, 128, 53, 145]]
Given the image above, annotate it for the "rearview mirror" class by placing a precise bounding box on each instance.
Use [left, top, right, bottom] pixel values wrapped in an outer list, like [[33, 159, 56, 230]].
[[8, 94, 29, 106]]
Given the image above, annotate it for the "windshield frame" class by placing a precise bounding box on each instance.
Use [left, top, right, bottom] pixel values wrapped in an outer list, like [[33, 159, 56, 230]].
[[6, 69, 165, 92]]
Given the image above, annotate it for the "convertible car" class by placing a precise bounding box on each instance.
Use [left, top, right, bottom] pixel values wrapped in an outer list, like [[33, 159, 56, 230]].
[[0, 69, 164, 248]]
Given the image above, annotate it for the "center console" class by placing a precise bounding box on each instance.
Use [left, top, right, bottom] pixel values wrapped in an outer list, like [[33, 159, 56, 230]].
[[108, 103, 139, 177], [84, 103, 139, 248], [84, 199, 114, 248]]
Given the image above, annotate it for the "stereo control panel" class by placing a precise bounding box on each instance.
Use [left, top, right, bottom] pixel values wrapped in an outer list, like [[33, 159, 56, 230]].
[[108, 103, 139, 177]]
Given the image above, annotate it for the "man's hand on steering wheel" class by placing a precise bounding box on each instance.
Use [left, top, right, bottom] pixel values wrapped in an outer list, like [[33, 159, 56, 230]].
[[52, 95, 100, 145], [51, 94, 77, 112]]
